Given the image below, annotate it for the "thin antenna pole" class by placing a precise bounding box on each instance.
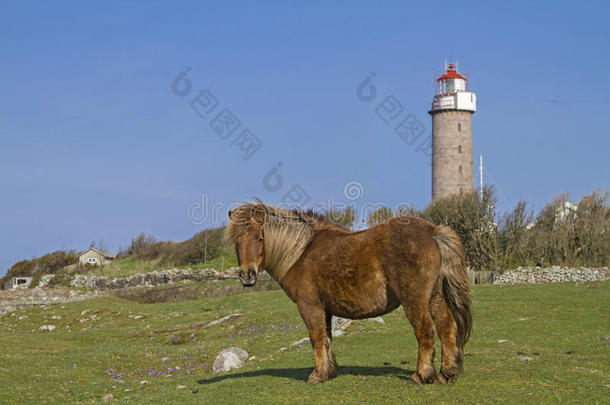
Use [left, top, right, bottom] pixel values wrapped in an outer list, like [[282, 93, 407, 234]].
[[479, 154, 484, 200]]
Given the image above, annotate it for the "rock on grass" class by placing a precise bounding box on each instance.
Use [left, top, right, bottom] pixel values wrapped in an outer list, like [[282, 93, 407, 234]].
[[212, 347, 248, 373]]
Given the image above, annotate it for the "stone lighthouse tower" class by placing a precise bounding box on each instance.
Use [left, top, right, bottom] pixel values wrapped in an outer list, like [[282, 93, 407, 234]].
[[429, 62, 477, 200]]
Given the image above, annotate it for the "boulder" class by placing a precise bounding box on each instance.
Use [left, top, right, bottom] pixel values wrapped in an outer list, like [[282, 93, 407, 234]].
[[212, 347, 248, 373], [331, 317, 352, 337]]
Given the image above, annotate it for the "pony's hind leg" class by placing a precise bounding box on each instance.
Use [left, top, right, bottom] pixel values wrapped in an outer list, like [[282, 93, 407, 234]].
[[297, 302, 337, 384], [430, 291, 462, 383], [401, 292, 438, 384]]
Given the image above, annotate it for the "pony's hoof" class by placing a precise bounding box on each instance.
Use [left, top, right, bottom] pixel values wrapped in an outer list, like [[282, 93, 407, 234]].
[[409, 373, 423, 385], [439, 365, 460, 382], [307, 372, 323, 384], [433, 374, 449, 384], [307, 376, 321, 384], [410, 372, 436, 385]]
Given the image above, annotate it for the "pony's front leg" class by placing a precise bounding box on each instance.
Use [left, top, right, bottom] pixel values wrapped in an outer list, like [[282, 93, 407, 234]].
[[297, 302, 336, 384], [325, 313, 338, 378]]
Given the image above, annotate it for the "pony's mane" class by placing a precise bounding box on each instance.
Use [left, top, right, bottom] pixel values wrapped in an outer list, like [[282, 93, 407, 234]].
[[225, 202, 346, 283]]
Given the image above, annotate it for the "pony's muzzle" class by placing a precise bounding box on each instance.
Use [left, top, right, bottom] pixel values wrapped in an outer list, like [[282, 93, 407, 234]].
[[239, 267, 257, 287]]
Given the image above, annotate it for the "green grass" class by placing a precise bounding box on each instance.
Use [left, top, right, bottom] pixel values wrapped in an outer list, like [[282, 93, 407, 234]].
[[1, 281, 608, 404], [85, 251, 239, 279]]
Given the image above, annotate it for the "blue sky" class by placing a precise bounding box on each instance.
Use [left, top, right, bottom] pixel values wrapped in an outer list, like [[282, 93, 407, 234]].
[[1, 1, 609, 275]]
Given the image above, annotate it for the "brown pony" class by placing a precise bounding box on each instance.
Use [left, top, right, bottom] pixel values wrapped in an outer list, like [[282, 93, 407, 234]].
[[226, 202, 472, 385]]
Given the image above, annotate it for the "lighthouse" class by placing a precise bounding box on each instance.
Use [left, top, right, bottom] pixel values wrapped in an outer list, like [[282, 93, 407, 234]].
[[429, 62, 476, 200]]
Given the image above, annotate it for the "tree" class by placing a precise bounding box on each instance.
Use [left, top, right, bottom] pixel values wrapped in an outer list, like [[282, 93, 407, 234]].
[[123, 233, 157, 257], [498, 200, 534, 267], [572, 190, 610, 267], [324, 207, 356, 229], [421, 187, 499, 271], [367, 206, 393, 226]]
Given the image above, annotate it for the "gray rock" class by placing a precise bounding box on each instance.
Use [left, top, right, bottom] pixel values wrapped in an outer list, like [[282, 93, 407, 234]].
[[212, 347, 248, 373], [332, 317, 352, 337], [204, 313, 242, 328], [291, 337, 310, 346], [38, 274, 55, 287]]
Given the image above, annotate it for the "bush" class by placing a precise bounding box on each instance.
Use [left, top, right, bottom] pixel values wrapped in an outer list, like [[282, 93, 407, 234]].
[[37, 250, 78, 274], [324, 207, 355, 229], [117, 233, 157, 258], [367, 206, 394, 226], [417, 188, 610, 271], [420, 187, 499, 271], [119, 227, 230, 268], [571, 190, 610, 266], [526, 190, 609, 268], [0, 250, 78, 289], [497, 200, 534, 268]]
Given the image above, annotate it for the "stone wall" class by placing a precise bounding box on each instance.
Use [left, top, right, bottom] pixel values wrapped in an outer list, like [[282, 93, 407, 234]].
[[493, 266, 610, 285], [3, 266, 607, 317], [70, 268, 240, 290], [0, 288, 103, 316]]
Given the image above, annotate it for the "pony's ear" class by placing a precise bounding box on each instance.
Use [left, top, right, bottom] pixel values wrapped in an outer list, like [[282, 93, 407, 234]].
[[228, 209, 233, 219]]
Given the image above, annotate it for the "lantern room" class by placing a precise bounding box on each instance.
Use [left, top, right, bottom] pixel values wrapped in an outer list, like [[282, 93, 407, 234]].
[[437, 63, 466, 94], [430, 62, 476, 113]]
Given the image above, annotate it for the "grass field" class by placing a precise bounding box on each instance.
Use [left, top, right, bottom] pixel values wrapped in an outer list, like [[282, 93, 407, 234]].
[[84, 251, 239, 279], [0, 281, 608, 404]]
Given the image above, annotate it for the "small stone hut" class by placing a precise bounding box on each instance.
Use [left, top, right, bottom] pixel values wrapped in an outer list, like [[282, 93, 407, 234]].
[[3, 276, 32, 290]]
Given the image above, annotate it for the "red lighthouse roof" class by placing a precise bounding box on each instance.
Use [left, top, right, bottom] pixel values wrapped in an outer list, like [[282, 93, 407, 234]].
[[436, 63, 465, 81]]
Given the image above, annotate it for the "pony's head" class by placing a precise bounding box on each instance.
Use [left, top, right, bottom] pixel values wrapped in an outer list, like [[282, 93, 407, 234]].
[[226, 204, 266, 286], [226, 201, 330, 287]]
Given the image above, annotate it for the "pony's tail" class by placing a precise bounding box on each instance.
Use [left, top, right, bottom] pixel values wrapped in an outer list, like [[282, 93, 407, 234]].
[[433, 225, 473, 351]]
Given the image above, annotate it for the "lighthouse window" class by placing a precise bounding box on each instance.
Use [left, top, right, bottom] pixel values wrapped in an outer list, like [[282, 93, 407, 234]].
[[458, 145, 463, 153], [458, 123, 462, 132], [459, 165, 463, 175]]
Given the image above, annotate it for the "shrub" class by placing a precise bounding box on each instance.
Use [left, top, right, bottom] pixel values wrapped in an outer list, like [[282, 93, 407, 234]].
[[571, 190, 610, 267], [324, 207, 355, 229], [497, 200, 534, 268], [417, 188, 609, 271], [527, 190, 610, 267], [117, 233, 157, 258], [367, 206, 394, 226], [118, 227, 230, 268], [0, 250, 78, 289], [420, 187, 499, 271], [37, 250, 78, 274]]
